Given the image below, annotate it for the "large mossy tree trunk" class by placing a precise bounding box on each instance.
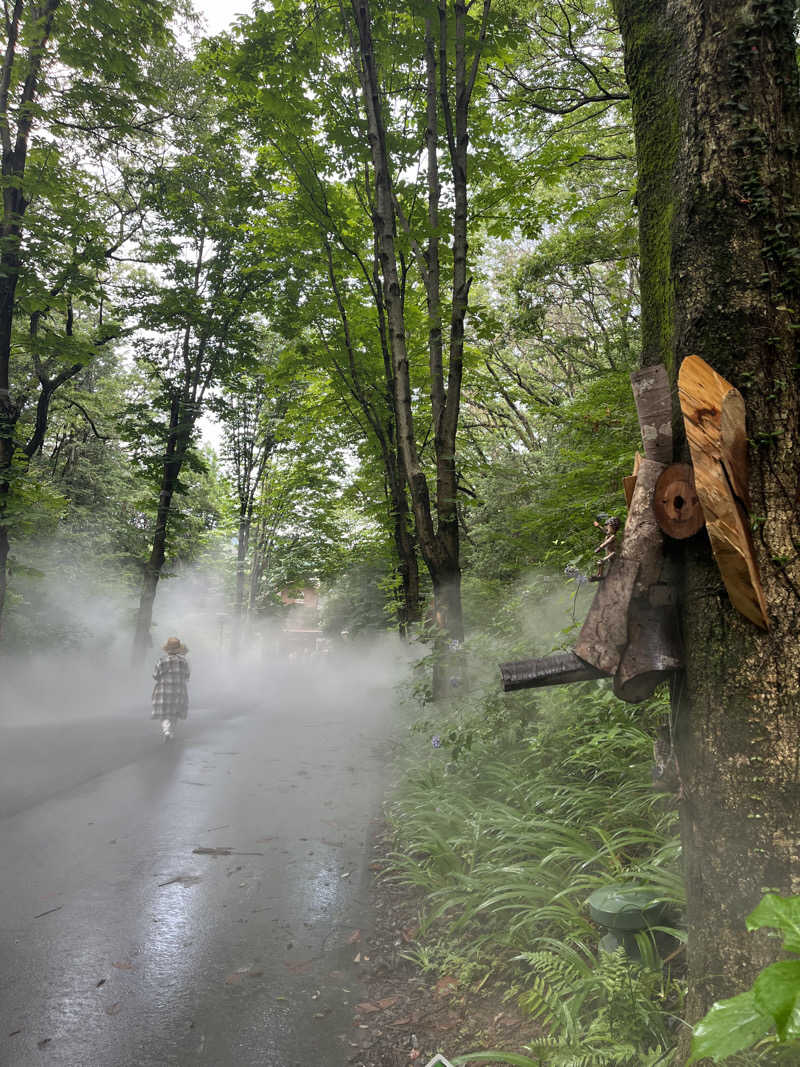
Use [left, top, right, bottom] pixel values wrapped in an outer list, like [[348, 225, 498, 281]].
[[615, 0, 800, 1056]]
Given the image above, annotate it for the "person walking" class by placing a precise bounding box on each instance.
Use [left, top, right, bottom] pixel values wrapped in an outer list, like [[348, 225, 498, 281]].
[[151, 637, 190, 741]]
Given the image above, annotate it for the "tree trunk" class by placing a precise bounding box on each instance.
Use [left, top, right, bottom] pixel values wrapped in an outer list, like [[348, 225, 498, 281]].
[[0, 397, 18, 632], [431, 564, 464, 699], [615, 0, 800, 1055], [132, 396, 190, 663], [388, 449, 420, 632], [231, 509, 250, 655], [349, 0, 488, 689]]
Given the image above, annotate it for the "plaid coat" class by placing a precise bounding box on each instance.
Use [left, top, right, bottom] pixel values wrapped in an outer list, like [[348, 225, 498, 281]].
[[151, 653, 190, 719]]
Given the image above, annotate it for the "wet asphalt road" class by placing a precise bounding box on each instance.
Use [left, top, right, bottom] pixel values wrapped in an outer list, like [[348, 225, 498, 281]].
[[0, 661, 403, 1066]]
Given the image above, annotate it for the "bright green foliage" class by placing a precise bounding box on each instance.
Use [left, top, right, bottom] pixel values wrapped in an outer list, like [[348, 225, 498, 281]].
[[689, 896, 800, 1063]]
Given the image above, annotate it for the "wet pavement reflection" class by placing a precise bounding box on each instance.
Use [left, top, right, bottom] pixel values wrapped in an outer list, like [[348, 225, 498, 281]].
[[0, 664, 401, 1066]]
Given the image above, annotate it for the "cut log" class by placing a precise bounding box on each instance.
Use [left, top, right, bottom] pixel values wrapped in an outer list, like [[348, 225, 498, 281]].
[[678, 354, 769, 629], [631, 366, 673, 463], [499, 650, 607, 692], [653, 463, 705, 539]]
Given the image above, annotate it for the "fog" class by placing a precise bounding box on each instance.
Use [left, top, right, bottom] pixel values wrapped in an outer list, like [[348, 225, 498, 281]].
[[0, 558, 419, 729]]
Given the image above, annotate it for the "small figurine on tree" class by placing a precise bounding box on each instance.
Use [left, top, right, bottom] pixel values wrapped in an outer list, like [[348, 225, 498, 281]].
[[589, 514, 620, 581]]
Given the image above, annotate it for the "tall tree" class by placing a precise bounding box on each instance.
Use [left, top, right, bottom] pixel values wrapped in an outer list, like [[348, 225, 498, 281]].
[[216, 356, 294, 652], [348, 0, 492, 690], [125, 102, 264, 661], [0, 0, 176, 630], [613, 0, 800, 1056], [208, 18, 423, 634]]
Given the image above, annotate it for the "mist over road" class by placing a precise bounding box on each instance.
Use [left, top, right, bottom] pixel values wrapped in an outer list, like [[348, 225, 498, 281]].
[[0, 649, 407, 1066]]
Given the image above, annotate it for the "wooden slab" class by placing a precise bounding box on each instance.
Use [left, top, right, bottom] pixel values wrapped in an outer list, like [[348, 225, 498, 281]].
[[574, 556, 639, 675], [677, 354, 769, 629], [721, 388, 750, 508], [576, 458, 667, 675], [631, 366, 673, 463]]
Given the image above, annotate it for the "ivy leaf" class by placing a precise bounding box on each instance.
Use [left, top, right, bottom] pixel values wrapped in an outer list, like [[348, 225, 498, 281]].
[[688, 990, 772, 1064], [753, 960, 800, 1040], [747, 893, 800, 953]]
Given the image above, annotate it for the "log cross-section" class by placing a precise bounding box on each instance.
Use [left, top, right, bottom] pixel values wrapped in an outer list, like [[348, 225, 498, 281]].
[[677, 354, 769, 629]]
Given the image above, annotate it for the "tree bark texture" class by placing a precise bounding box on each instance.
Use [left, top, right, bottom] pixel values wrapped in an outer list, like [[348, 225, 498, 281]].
[[615, 0, 800, 1054]]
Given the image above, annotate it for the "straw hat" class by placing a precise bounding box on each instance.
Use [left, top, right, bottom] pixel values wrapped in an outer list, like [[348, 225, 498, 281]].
[[163, 636, 188, 654]]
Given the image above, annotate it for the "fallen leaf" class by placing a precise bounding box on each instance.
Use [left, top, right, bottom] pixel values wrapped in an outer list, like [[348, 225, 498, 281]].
[[408, 1052, 421, 1061], [347, 930, 361, 944], [401, 925, 419, 942], [435, 975, 458, 997], [283, 959, 314, 974], [105, 1003, 121, 1016], [355, 1002, 380, 1014], [376, 996, 400, 1010], [112, 961, 134, 971]]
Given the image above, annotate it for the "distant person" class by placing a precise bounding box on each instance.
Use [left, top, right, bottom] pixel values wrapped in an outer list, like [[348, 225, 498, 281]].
[[151, 637, 190, 741]]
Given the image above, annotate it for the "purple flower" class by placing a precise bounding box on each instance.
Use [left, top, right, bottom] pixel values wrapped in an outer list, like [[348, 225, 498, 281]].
[[431, 735, 441, 748]]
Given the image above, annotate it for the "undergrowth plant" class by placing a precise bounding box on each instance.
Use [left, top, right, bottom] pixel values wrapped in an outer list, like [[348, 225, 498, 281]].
[[387, 641, 685, 1063]]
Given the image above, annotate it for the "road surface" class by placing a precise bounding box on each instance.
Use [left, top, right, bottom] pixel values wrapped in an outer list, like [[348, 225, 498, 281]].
[[0, 655, 405, 1066]]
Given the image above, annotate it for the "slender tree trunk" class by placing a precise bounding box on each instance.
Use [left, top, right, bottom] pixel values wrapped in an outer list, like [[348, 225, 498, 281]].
[[388, 450, 420, 632], [349, 0, 487, 692], [231, 508, 251, 655], [132, 395, 190, 663], [615, 1, 800, 1057]]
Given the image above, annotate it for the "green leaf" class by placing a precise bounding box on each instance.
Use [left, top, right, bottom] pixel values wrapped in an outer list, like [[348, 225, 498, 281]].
[[753, 960, 800, 1040], [747, 894, 800, 952], [688, 990, 772, 1064]]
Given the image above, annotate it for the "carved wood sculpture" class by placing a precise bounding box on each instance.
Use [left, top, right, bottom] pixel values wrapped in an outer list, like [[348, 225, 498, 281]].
[[500, 364, 683, 703], [677, 354, 769, 629], [653, 463, 704, 539]]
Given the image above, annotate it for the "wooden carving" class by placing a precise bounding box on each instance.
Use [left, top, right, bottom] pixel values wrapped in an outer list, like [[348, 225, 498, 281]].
[[500, 363, 683, 705], [653, 463, 705, 539], [677, 355, 769, 629]]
